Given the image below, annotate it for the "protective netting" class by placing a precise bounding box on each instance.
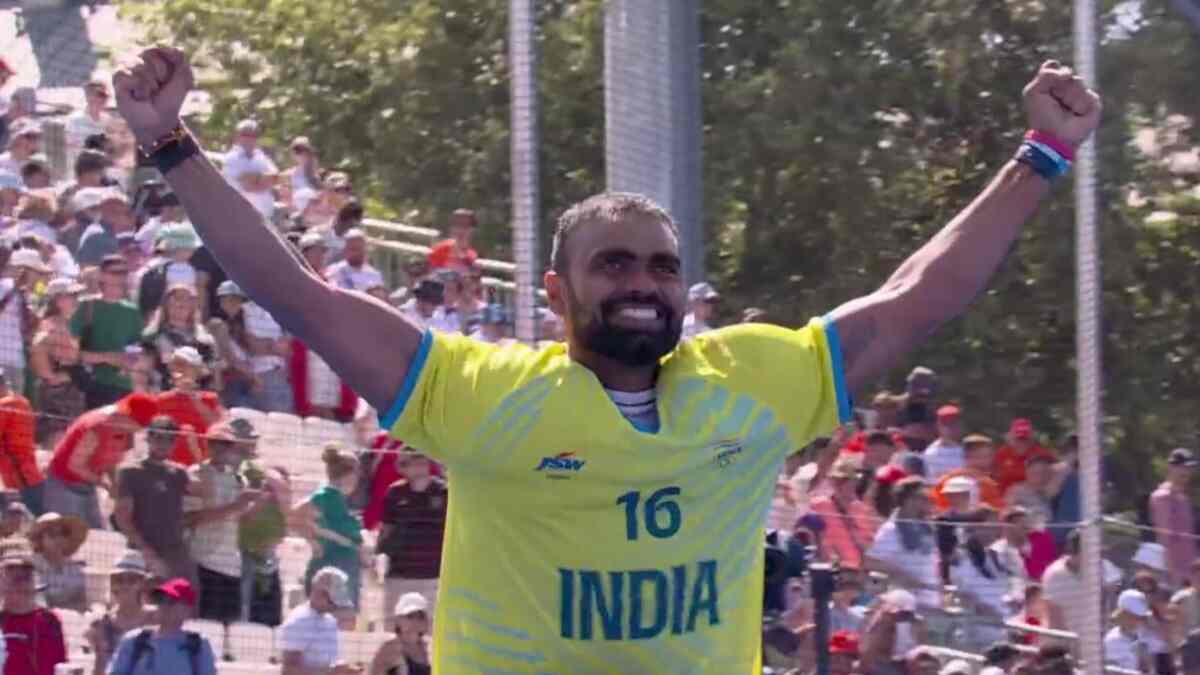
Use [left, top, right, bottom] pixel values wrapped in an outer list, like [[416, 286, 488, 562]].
[[0, 2, 1195, 675]]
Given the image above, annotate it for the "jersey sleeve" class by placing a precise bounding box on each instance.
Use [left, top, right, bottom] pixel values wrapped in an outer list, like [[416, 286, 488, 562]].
[[377, 330, 541, 466], [698, 318, 851, 452]]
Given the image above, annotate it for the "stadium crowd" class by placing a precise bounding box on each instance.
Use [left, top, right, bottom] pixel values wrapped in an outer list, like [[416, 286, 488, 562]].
[[0, 76, 1190, 675]]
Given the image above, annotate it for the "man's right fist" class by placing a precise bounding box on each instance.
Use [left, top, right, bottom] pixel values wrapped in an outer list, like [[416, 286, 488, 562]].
[[112, 47, 195, 146]]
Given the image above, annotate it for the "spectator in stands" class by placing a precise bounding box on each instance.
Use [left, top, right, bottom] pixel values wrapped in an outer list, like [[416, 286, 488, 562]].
[[0, 247, 38, 394], [0, 120, 41, 176], [860, 589, 927, 675], [326, 228, 384, 292], [682, 281, 719, 338], [238, 460, 289, 627], [400, 278, 457, 333], [1133, 571, 1175, 675], [16, 191, 56, 246], [923, 405, 964, 481], [1047, 433, 1079, 548], [234, 281, 293, 413], [427, 208, 479, 272], [1149, 448, 1197, 589], [106, 577, 218, 675], [134, 191, 186, 257], [77, 189, 134, 267], [208, 281, 256, 405], [825, 629, 859, 675], [19, 155, 50, 190], [298, 231, 328, 273], [1005, 454, 1057, 528], [829, 571, 867, 633], [934, 476, 975, 583], [1171, 559, 1200, 642], [1041, 529, 1089, 634], [809, 456, 878, 571], [0, 538, 66, 675], [71, 255, 144, 408], [0, 492, 30, 538], [297, 445, 367, 629], [948, 506, 1012, 649], [865, 464, 909, 522], [115, 417, 197, 581], [378, 449, 447, 631], [855, 431, 896, 497], [1106, 589, 1152, 673], [44, 392, 157, 528], [866, 477, 942, 609], [65, 80, 114, 162], [221, 119, 278, 220], [933, 434, 1005, 512], [28, 511, 88, 611], [143, 285, 218, 391], [85, 549, 154, 675], [369, 592, 432, 675], [469, 303, 510, 344], [990, 507, 1055, 594], [183, 419, 261, 623], [30, 278, 85, 447], [135, 224, 199, 319], [0, 368, 40, 513], [323, 198, 364, 266], [993, 419, 1055, 493], [285, 136, 322, 201], [278, 566, 358, 675], [154, 347, 222, 465]]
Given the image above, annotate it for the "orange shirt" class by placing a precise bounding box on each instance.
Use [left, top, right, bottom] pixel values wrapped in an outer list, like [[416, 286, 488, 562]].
[[932, 468, 1005, 512], [808, 495, 879, 570], [427, 239, 478, 270], [48, 408, 134, 484], [992, 443, 1055, 492], [0, 394, 41, 488], [156, 390, 222, 465]]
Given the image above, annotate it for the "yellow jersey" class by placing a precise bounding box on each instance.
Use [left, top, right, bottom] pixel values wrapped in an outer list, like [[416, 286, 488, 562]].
[[381, 319, 850, 674]]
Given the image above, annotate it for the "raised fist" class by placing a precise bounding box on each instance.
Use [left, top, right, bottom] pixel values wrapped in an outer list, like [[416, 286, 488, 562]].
[[112, 47, 195, 146], [1022, 60, 1102, 151]]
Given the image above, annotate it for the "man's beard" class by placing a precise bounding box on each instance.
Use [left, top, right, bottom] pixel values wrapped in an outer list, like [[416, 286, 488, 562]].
[[570, 288, 682, 367]]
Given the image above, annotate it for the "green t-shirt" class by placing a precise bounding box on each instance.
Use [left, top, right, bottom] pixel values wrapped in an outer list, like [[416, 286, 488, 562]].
[[69, 298, 144, 390], [310, 484, 363, 559]]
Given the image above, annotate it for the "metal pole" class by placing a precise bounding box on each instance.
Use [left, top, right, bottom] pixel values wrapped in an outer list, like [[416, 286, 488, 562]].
[[508, 0, 539, 345], [1072, 0, 1104, 673], [810, 563, 837, 675]]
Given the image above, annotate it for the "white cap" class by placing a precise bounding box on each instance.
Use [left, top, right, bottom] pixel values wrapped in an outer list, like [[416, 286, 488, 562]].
[[8, 249, 49, 273], [235, 119, 259, 135], [688, 282, 719, 301], [299, 231, 325, 251], [311, 566, 353, 609], [171, 346, 205, 368], [343, 227, 366, 241], [110, 549, 150, 577], [1117, 588, 1151, 618], [393, 592, 429, 617], [1131, 542, 1167, 572], [73, 187, 107, 212], [44, 277, 84, 296], [881, 588, 917, 613], [939, 659, 973, 675], [97, 187, 129, 206], [942, 475, 976, 494]]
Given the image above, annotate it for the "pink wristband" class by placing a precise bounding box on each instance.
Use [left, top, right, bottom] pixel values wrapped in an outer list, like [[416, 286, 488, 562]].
[[1025, 129, 1074, 162]]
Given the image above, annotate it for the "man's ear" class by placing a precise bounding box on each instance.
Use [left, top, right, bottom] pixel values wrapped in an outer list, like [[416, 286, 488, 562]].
[[544, 269, 567, 317]]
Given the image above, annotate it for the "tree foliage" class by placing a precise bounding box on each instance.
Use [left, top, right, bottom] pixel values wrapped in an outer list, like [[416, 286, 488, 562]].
[[123, 0, 1200, 502]]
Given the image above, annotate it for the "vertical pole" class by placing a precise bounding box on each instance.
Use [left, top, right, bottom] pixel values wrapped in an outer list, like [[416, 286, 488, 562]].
[[509, 0, 540, 345], [1072, 0, 1104, 673]]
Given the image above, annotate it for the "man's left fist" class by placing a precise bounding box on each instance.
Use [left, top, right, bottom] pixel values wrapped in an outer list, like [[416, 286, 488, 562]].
[[1022, 60, 1102, 150]]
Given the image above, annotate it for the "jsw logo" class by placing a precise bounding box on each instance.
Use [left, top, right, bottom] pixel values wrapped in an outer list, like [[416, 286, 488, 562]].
[[535, 452, 586, 472]]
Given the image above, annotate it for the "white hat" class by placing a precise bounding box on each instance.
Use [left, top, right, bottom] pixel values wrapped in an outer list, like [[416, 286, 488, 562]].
[[343, 227, 366, 241], [44, 277, 84, 296], [311, 566, 353, 609], [942, 475, 976, 495], [235, 119, 259, 135], [171, 346, 205, 368], [73, 187, 107, 212], [881, 588, 917, 613], [1117, 588, 1151, 618], [394, 592, 429, 617], [299, 231, 326, 251], [110, 549, 150, 577], [688, 282, 719, 302], [8, 249, 49, 273], [1132, 542, 1167, 572], [939, 659, 973, 675], [96, 187, 129, 206]]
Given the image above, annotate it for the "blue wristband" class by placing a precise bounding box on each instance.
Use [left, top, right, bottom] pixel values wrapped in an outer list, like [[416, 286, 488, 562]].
[[1015, 140, 1071, 182]]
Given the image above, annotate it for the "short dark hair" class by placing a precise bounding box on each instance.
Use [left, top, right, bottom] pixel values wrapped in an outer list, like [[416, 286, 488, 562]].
[[83, 133, 109, 151], [550, 192, 676, 274], [865, 431, 892, 446], [893, 476, 926, 506], [19, 163, 47, 181], [75, 149, 109, 177]]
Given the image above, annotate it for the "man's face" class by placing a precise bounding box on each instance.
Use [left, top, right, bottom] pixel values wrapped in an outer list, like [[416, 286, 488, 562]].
[[396, 611, 430, 638], [907, 374, 937, 402], [398, 454, 432, 480], [100, 200, 133, 229], [147, 429, 173, 461], [865, 441, 893, 468], [13, 134, 40, 157], [85, 85, 109, 109], [946, 491, 970, 513], [237, 132, 257, 153], [99, 264, 129, 297], [345, 237, 367, 266], [938, 417, 962, 442], [546, 215, 685, 368], [1168, 464, 1193, 485], [906, 489, 931, 518], [965, 443, 994, 471], [1026, 459, 1051, 486], [693, 296, 717, 322], [78, 169, 103, 188], [110, 572, 145, 605], [450, 220, 474, 247], [151, 597, 191, 627], [211, 441, 242, 468], [1, 563, 35, 601], [1008, 514, 1030, 539], [303, 246, 327, 272]]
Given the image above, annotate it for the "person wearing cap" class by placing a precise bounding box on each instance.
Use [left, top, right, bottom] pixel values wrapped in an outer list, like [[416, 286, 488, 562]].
[[115, 416, 201, 582], [0, 246, 42, 394], [1106, 588, 1153, 673], [826, 629, 860, 675], [77, 188, 135, 267], [468, 303, 512, 344], [298, 230, 328, 273], [1003, 452, 1058, 528], [153, 345, 221, 465], [135, 222, 199, 318], [426, 208, 479, 273], [221, 119, 278, 219], [278, 566, 358, 675], [1149, 448, 1198, 588], [399, 278, 453, 334], [29, 277, 86, 446], [0, 366, 41, 513], [106, 577, 218, 675], [183, 418, 262, 623], [866, 477, 943, 609], [948, 506, 1014, 649], [286, 136, 321, 198], [369, 592, 432, 675], [377, 448, 447, 634], [237, 455, 290, 627], [0, 538, 67, 675], [0, 119, 42, 176], [859, 588, 928, 674], [808, 455, 879, 571], [992, 418, 1055, 493], [143, 282, 218, 390], [70, 254, 144, 407], [923, 405, 965, 481], [44, 392, 158, 528], [65, 80, 115, 165], [28, 511, 89, 611], [1170, 559, 1200, 643], [325, 227, 384, 292], [990, 507, 1055, 597], [215, 279, 293, 412], [84, 549, 154, 675], [933, 434, 1006, 513], [682, 281, 719, 338]]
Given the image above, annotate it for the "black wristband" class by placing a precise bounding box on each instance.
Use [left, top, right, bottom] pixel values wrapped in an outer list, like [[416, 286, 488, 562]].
[[152, 132, 201, 175]]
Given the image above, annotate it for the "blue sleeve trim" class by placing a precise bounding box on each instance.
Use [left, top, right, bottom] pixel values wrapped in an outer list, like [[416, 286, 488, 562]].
[[379, 329, 434, 430], [821, 316, 854, 424]]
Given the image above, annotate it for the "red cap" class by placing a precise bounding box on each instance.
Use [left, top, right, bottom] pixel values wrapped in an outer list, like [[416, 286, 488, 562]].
[[152, 577, 196, 606], [116, 393, 159, 428], [829, 629, 860, 655], [842, 432, 866, 454], [937, 405, 960, 420], [875, 464, 909, 486], [1009, 418, 1033, 439]]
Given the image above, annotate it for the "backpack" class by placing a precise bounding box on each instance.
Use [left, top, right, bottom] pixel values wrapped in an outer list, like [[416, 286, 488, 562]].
[[124, 628, 203, 675], [137, 259, 172, 318]]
